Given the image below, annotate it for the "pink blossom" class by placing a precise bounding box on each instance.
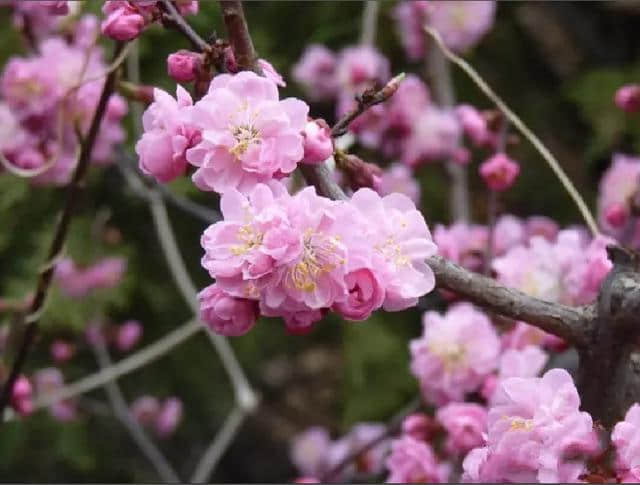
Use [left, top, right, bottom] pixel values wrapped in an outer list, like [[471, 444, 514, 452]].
[[101, 2, 146, 41], [497, 345, 548, 381], [436, 403, 488, 456], [187, 71, 308, 194], [480, 152, 520, 191], [258, 58, 286, 87], [167, 50, 201, 83], [50, 339, 75, 363], [116, 320, 143, 352], [392, 1, 432, 61], [410, 303, 500, 405], [463, 369, 599, 483], [402, 106, 461, 166], [131, 396, 161, 426], [376, 163, 421, 205], [290, 427, 331, 479], [136, 86, 199, 183], [55, 257, 126, 297], [615, 84, 640, 113], [302, 119, 333, 165], [11, 375, 33, 417], [597, 153, 640, 235], [199, 284, 259, 337], [456, 104, 491, 146], [493, 214, 525, 256], [155, 397, 183, 437], [332, 267, 385, 321], [433, 222, 488, 272], [327, 423, 390, 479], [612, 403, 640, 478], [501, 321, 565, 353], [427, 1, 496, 53], [33, 367, 76, 422], [348, 188, 437, 311], [386, 435, 450, 483], [401, 413, 436, 442], [563, 234, 614, 305], [335, 45, 390, 93], [291, 44, 337, 101], [525, 216, 559, 242]]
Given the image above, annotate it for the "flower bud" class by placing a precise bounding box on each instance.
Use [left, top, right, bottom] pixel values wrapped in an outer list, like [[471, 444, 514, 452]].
[[199, 284, 259, 337], [401, 413, 436, 442], [50, 339, 75, 363], [605, 202, 629, 229], [11, 375, 33, 417], [302, 119, 333, 165], [101, 5, 146, 41], [479, 153, 520, 191], [167, 50, 202, 83], [155, 397, 183, 437], [116, 320, 143, 352], [615, 84, 640, 113], [336, 152, 382, 191]]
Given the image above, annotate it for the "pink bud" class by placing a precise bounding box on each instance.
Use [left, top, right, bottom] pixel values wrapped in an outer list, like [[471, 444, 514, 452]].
[[456, 104, 490, 146], [302, 119, 333, 165], [401, 413, 436, 442], [101, 5, 146, 41], [131, 395, 160, 426], [199, 284, 259, 337], [50, 339, 75, 363], [479, 153, 520, 191], [11, 375, 33, 417], [615, 84, 640, 113], [155, 397, 183, 437], [605, 202, 629, 228], [116, 320, 143, 352], [167, 50, 201, 83]]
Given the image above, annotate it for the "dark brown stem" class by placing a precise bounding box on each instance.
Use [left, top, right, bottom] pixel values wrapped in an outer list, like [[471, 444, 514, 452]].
[[331, 74, 404, 138], [159, 0, 211, 53], [219, 0, 257, 71], [0, 43, 126, 421]]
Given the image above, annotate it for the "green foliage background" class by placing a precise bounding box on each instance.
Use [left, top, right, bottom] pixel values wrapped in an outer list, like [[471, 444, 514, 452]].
[[1, 1, 640, 482]]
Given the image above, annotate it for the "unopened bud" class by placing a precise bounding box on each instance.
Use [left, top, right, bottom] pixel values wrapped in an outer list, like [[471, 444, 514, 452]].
[[615, 84, 640, 113], [336, 152, 382, 191], [167, 50, 202, 83]]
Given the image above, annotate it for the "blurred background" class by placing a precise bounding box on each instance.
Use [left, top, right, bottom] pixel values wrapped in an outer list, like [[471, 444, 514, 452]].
[[1, 1, 640, 481]]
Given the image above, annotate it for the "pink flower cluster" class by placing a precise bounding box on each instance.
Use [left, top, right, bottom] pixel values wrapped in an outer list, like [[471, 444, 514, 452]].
[[597, 153, 640, 245], [136, 71, 316, 192], [612, 403, 640, 482], [54, 257, 126, 298], [493, 228, 614, 306], [199, 182, 437, 335], [410, 303, 501, 405], [5, 1, 72, 41], [290, 423, 390, 482], [386, 435, 450, 483], [130, 396, 183, 438], [101, 1, 198, 41], [0, 25, 127, 185], [393, 1, 496, 60], [462, 369, 599, 483]]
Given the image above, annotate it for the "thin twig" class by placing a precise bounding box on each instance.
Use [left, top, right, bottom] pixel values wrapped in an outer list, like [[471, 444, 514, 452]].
[[91, 336, 180, 483], [190, 406, 247, 483], [424, 26, 599, 236], [219, 0, 257, 71], [320, 396, 422, 482], [160, 0, 211, 53], [331, 73, 405, 138], [360, 0, 379, 46], [33, 319, 201, 410], [0, 42, 127, 421]]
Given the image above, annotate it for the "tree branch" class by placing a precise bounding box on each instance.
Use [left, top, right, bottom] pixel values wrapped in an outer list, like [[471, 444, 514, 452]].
[[159, 0, 211, 53], [219, 0, 257, 71], [0, 42, 127, 421]]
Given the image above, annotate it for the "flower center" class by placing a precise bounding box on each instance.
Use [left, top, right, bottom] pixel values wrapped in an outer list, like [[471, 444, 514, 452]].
[[229, 124, 261, 157], [374, 235, 409, 267], [230, 224, 263, 256], [508, 417, 533, 431], [287, 229, 344, 292], [429, 342, 467, 371]]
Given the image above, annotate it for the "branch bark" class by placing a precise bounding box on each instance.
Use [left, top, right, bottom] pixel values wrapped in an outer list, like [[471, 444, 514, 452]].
[[0, 42, 126, 421], [219, 0, 257, 71]]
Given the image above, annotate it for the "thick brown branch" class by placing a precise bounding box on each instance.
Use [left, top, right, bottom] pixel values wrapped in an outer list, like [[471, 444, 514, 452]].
[[427, 254, 593, 346], [0, 43, 126, 421], [219, 0, 257, 71], [298, 164, 347, 201]]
